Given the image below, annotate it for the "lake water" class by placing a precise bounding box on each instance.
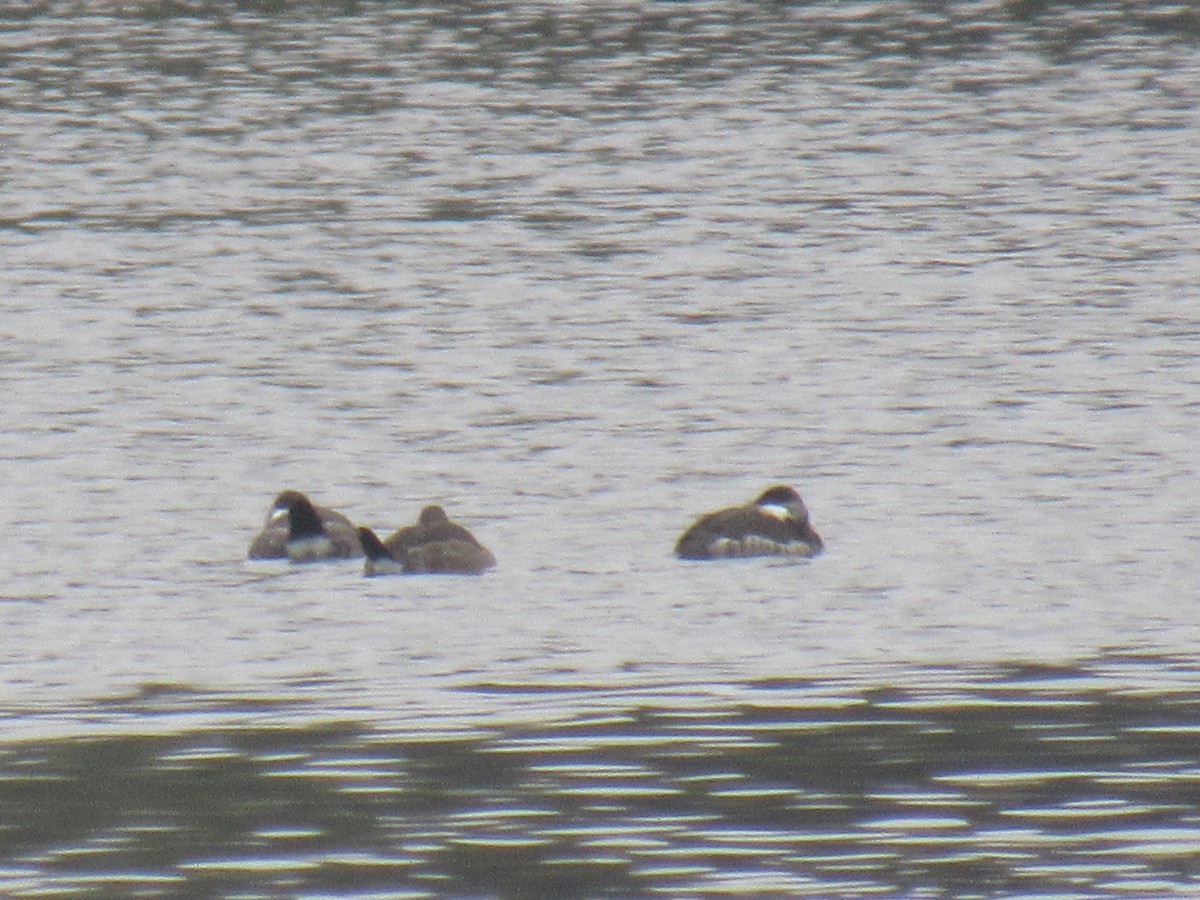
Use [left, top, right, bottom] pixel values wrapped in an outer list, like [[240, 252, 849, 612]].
[[2, 1, 1200, 897]]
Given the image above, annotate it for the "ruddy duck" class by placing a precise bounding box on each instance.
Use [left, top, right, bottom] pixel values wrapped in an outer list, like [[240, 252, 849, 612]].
[[675, 485, 824, 560], [360, 505, 496, 575], [247, 490, 362, 561]]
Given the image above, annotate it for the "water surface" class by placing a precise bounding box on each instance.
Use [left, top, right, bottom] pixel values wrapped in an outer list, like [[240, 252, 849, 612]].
[[2, 1, 1199, 896]]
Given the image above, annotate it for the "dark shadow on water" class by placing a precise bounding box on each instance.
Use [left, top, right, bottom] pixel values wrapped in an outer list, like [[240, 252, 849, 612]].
[[7, 657, 1200, 897], [4, 659, 1200, 897]]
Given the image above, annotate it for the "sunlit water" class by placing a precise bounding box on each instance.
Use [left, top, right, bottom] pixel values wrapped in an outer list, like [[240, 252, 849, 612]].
[[2, 2, 1199, 896]]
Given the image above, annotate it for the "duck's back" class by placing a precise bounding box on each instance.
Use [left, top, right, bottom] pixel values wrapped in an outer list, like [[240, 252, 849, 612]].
[[384, 506, 485, 553], [675, 503, 820, 560], [404, 540, 496, 574]]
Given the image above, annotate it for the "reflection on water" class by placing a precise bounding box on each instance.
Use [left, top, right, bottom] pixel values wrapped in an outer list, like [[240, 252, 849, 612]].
[[4, 659, 1200, 898]]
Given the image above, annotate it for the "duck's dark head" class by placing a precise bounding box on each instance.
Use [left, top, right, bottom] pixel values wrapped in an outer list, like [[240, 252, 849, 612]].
[[358, 526, 393, 561], [418, 505, 450, 527], [286, 493, 325, 541], [265, 489, 308, 524], [754, 485, 806, 519], [359, 526, 406, 575], [756, 485, 823, 552]]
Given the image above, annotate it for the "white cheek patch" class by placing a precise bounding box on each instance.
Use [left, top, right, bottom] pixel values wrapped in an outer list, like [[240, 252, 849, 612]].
[[269, 507, 290, 525], [758, 503, 794, 522]]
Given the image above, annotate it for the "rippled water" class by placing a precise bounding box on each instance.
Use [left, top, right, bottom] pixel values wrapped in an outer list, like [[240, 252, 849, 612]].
[[3, 1, 1200, 896]]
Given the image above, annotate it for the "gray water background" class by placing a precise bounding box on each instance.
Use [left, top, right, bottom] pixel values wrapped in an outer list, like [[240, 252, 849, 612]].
[[2, 2, 1200, 896]]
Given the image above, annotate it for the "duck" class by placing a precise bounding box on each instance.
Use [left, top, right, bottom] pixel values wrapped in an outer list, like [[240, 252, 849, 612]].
[[359, 505, 496, 575], [247, 490, 363, 561], [675, 485, 824, 560]]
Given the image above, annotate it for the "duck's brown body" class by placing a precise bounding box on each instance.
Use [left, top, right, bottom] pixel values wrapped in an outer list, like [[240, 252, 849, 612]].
[[361, 505, 495, 575], [675, 486, 823, 560]]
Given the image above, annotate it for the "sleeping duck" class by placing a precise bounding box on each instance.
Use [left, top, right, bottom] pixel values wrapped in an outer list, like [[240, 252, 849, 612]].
[[675, 485, 823, 560], [360, 505, 496, 575], [247, 490, 362, 561]]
